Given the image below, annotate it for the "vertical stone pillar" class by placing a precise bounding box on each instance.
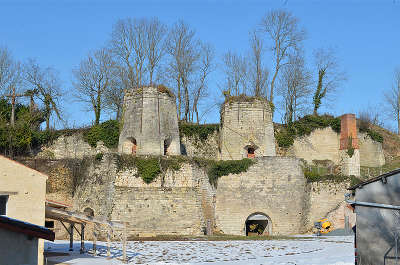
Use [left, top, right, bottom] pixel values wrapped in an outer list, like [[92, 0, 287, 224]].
[[339, 114, 360, 177]]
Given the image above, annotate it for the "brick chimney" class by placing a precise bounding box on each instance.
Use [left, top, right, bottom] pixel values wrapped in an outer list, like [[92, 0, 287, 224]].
[[339, 114, 359, 150]]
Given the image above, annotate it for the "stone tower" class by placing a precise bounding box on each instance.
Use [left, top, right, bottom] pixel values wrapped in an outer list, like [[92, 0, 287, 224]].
[[118, 86, 181, 156], [339, 113, 360, 176], [219, 98, 276, 160]]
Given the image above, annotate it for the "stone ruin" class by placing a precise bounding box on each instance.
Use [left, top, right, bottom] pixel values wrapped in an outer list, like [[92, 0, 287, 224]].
[[219, 98, 276, 160], [118, 86, 181, 156]]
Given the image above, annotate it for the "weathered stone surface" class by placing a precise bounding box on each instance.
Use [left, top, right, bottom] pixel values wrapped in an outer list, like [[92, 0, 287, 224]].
[[215, 157, 307, 235], [358, 132, 385, 167], [118, 87, 181, 156], [290, 127, 340, 164], [220, 100, 276, 160], [306, 181, 353, 230], [72, 156, 215, 237], [180, 131, 219, 160], [340, 149, 360, 177], [37, 133, 110, 159]]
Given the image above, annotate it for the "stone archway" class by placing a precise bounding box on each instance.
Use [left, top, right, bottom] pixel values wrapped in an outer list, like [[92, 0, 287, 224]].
[[164, 138, 172, 156], [83, 207, 94, 217], [245, 212, 272, 236], [244, 144, 258, 159]]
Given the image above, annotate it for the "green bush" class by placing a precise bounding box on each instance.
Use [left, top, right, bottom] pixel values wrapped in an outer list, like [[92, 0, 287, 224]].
[[135, 157, 161, 184], [303, 167, 362, 185], [84, 120, 120, 148], [276, 130, 294, 148], [276, 114, 341, 148], [208, 158, 255, 186], [95, 153, 103, 161], [366, 129, 384, 143], [179, 122, 219, 142]]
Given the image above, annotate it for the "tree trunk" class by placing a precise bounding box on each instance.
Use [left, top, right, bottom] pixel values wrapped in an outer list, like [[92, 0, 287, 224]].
[[10, 96, 15, 127], [270, 68, 278, 106], [398, 110, 400, 135]]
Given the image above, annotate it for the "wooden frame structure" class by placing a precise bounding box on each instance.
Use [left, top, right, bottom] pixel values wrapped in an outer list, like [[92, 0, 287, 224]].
[[45, 201, 127, 263]]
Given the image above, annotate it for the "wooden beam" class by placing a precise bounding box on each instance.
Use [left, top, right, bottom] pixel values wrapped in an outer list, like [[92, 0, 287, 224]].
[[45, 206, 124, 228], [80, 224, 85, 254], [69, 223, 74, 251]]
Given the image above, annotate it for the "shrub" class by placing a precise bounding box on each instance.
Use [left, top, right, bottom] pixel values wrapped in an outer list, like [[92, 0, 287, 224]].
[[135, 157, 161, 184], [84, 120, 120, 148], [276, 114, 341, 148], [179, 122, 219, 142], [208, 158, 255, 186], [276, 131, 294, 148], [346, 137, 355, 158], [95, 153, 103, 161], [366, 129, 384, 143], [157, 84, 175, 97], [115, 154, 185, 184]]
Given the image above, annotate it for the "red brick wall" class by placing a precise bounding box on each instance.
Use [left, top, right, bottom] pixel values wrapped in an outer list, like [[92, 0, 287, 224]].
[[339, 114, 359, 149]]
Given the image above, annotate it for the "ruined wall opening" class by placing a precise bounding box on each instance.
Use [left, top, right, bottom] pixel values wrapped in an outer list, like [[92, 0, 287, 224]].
[[130, 138, 137, 155], [83, 207, 94, 217], [245, 212, 271, 236], [164, 138, 172, 155], [245, 145, 258, 158]]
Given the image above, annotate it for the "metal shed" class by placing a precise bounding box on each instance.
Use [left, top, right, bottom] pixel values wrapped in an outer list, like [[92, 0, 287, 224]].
[[348, 168, 400, 265]]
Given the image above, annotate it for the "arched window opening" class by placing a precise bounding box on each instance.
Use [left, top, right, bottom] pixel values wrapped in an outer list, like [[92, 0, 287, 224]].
[[164, 138, 171, 156], [247, 147, 255, 158], [131, 138, 137, 155], [83, 207, 94, 217], [245, 144, 258, 158], [245, 213, 271, 236]]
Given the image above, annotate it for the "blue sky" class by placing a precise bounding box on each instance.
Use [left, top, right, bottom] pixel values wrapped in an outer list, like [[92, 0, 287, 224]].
[[0, 0, 399, 129]]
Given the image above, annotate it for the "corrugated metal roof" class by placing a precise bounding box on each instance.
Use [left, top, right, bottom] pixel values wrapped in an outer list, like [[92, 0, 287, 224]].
[[0, 215, 55, 241], [348, 168, 400, 190]]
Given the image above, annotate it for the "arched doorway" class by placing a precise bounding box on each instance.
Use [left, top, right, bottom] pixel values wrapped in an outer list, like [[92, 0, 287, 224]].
[[164, 138, 172, 155], [83, 207, 94, 217], [130, 138, 137, 155], [245, 212, 271, 236], [245, 144, 258, 159]]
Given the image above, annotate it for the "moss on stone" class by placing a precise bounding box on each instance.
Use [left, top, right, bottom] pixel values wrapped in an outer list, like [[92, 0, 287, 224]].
[[179, 122, 219, 142]]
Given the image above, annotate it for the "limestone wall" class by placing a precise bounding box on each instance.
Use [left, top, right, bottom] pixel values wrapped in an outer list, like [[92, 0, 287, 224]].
[[72, 155, 215, 237], [37, 133, 110, 159], [290, 127, 340, 164], [306, 181, 352, 230], [358, 132, 385, 167], [118, 87, 181, 156], [214, 157, 307, 235], [180, 131, 219, 160], [220, 100, 276, 160], [285, 127, 384, 168]]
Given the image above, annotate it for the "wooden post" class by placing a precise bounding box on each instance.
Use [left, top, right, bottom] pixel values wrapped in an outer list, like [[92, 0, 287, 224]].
[[107, 226, 111, 257], [69, 223, 74, 251], [80, 224, 85, 254], [93, 224, 97, 256], [122, 223, 127, 263]]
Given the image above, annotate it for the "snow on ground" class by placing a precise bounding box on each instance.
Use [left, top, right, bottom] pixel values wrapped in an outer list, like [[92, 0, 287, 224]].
[[44, 236, 354, 265]]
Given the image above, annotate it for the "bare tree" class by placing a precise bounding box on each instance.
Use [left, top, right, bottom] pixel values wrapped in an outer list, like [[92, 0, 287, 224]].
[[111, 18, 148, 89], [278, 52, 311, 125], [384, 69, 400, 134], [222, 51, 248, 97], [312, 47, 346, 115], [73, 48, 116, 125], [248, 30, 269, 97], [105, 63, 127, 120], [192, 43, 214, 124], [0, 47, 23, 127], [260, 10, 306, 105], [145, 18, 167, 85], [24, 59, 63, 130], [166, 20, 200, 121]]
